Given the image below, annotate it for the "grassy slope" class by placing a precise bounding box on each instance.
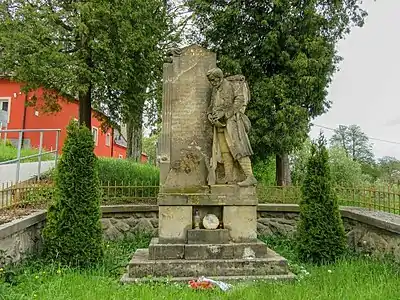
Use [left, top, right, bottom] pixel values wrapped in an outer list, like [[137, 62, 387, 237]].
[[0, 144, 54, 163], [1, 236, 400, 300]]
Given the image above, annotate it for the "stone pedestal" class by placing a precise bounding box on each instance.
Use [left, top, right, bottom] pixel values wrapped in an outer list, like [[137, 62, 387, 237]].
[[121, 185, 295, 282]]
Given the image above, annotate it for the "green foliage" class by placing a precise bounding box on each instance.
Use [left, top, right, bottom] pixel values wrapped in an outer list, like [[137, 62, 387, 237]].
[[186, 0, 368, 161], [98, 158, 159, 185], [0, 143, 54, 163], [42, 121, 103, 267], [290, 139, 313, 185], [328, 147, 365, 187], [296, 134, 346, 264], [142, 134, 159, 165], [330, 125, 374, 164], [98, 158, 159, 203], [2, 236, 400, 299], [253, 157, 276, 186], [0, 0, 173, 127], [377, 156, 400, 185], [17, 158, 160, 206], [291, 139, 367, 187]]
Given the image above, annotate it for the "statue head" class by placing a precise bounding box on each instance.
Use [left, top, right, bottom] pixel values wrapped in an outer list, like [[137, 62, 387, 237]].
[[206, 68, 224, 88]]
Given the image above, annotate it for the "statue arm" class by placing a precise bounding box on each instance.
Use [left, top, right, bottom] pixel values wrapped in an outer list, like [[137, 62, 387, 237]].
[[225, 87, 245, 119]]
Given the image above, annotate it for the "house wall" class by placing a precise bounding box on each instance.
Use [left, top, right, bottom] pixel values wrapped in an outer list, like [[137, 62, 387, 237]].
[[0, 79, 126, 158], [0, 79, 25, 131], [113, 144, 127, 159]]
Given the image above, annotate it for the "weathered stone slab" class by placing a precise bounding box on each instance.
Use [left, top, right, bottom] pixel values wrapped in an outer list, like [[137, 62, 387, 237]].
[[158, 206, 192, 243], [159, 45, 216, 188], [157, 192, 257, 206], [224, 206, 258, 242], [187, 229, 229, 244], [184, 240, 269, 260], [127, 249, 289, 278], [185, 243, 234, 259], [210, 185, 256, 196], [148, 238, 184, 260]]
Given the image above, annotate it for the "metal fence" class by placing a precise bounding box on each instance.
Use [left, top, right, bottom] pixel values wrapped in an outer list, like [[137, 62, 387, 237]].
[[0, 128, 61, 184], [3, 182, 400, 216], [257, 185, 400, 215], [0, 180, 160, 208]]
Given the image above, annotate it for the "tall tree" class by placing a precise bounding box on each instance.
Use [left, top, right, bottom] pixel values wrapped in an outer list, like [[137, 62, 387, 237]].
[[296, 133, 346, 264], [330, 124, 374, 164], [43, 121, 103, 266], [185, 0, 368, 185], [377, 156, 400, 185], [0, 0, 172, 131], [291, 139, 365, 187]]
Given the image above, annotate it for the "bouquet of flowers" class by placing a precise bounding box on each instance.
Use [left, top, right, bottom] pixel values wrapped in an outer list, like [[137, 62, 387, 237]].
[[188, 276, 232, 291]]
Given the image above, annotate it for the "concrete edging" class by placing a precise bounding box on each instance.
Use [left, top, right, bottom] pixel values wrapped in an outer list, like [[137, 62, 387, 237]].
[[101, 205, 158, 214], [341, 207, 400, 235], [0, 210, 46, 240], [257, 204, 300, 212]]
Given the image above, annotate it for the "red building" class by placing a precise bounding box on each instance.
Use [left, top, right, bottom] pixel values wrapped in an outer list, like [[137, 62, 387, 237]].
[[0, 78, 127, 158]]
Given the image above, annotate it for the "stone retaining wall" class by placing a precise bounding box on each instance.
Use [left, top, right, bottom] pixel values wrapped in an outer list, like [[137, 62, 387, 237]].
[[101, 204, 400, 260], [2, 204, 400, 265], [0, 211, 46, 267]]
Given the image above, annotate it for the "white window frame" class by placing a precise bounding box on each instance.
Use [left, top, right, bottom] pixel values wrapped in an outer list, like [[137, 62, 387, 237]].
[[118, 154, 123, 159], [105, 132, 111, 147], [0, 97, 11, 124], [91, 126, 99, 146]]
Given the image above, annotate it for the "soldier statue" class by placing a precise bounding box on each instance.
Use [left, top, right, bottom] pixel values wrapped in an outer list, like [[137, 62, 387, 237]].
[[206, 67, 257, 187]]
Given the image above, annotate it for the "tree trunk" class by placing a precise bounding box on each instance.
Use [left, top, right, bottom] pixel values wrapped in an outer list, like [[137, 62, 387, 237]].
[[283, 153, 292, 185], [276, 153, 291, 186], [126, 117, 143, 161], [276, 154, 284, 186], [126, 120, 134, 159], [132, 125, 142, 162], [78, 87, 92, 128]]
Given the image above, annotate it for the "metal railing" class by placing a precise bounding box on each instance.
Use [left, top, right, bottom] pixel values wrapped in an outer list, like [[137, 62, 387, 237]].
[[3, 182, 400, 216], [0, 180, 160, 209], [257, 185, 400, 215], [0, 128, 61, 184]]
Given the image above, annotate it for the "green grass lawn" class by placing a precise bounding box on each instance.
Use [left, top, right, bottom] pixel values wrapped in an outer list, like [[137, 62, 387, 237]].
[[1, 236, 400, 300], [0, 143, 54, 163]]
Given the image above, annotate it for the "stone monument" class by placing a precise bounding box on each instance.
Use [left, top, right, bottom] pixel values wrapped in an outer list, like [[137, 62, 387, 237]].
[[122, 45, 294, 282]]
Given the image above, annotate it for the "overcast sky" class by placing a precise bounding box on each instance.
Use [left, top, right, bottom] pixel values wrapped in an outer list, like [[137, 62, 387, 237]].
[[309, 0, 400, 159]]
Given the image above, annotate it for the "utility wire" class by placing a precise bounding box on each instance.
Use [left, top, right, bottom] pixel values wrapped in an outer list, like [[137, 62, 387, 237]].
[[311, 123, 400, 146]]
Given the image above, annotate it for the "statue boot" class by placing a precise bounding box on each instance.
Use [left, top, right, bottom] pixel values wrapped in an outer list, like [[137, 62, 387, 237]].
[[237, 156, 257, 187], [222, 152, 235, 184]]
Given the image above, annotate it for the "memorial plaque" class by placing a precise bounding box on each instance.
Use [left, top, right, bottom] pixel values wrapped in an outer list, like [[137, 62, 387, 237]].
[[159, 45, 216, 188]]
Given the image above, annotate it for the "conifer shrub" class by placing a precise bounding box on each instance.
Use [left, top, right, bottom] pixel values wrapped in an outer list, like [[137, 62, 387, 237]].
[[43, 121, 103, 266], [296, 134, 346, 264]]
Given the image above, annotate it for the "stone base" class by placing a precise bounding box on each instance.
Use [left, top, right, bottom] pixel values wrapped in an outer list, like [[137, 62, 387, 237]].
[[123, 240, 295, 282], [149, 238, 269, 260], [187, 229, 229, 244]]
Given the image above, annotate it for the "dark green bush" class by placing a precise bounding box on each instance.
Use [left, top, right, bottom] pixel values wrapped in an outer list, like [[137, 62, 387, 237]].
[[42, 121, 103, 267], [296, 134, 346, 264]]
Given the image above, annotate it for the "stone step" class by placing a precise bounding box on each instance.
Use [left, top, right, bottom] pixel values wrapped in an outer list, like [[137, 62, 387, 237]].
[[127, 249, 290, 278], [121, 273, 296, 284], [187, 229, 230, 244], [149, 238, 270, 260], [185, 241, 269, 260]]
